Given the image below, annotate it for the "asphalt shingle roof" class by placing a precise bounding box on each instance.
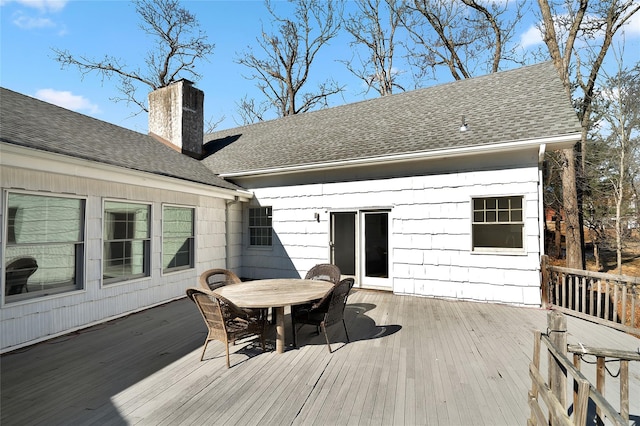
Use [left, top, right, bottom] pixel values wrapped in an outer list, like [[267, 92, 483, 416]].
[[202, 61, 581, 175], [0, 87, 242, 191]]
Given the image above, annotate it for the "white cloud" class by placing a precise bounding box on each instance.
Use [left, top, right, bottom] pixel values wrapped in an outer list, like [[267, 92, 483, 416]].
[[519, 25, 544, 49], [621, 9, 640, 36], [35, 89, 101, 114], [12, 11, 54, 28], [0, 0, 67, 13], [2, 0, 67, 30]]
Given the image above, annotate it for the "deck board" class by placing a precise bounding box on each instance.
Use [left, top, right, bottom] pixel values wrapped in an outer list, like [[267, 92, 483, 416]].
[[2, 289, 639, 426]]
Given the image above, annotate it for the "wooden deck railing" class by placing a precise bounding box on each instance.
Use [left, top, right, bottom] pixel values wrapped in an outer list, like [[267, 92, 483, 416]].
[[528, 312, 640, 426], [540, 255, 640, 334]]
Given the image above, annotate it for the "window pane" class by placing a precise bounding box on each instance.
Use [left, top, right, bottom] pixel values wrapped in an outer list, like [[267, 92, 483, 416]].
[[8, 193, 83, 243], [472, 196, 524, 250], [163, 206, 194, 271], [249, 206, 273, 246], [472, 224, 523, 248], [510, 196, 522, 209], [5, 193, 84, 301], [103, 201, 150, 282]]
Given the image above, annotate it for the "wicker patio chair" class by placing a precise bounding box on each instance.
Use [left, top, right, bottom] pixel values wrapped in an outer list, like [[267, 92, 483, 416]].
[[304, 263, 341, 284], [199, 268, 242, 291], [292, 277, 354, 353], [5, 256, 38, 296], [186, 287, 267, 368], [291, 264, 342, 321], [199, 269, 267, 321]]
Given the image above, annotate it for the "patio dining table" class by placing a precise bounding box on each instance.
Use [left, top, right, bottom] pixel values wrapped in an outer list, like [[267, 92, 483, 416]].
[[213, 278, 334, 353]]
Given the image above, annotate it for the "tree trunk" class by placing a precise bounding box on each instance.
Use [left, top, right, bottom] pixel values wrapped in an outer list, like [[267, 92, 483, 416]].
[[562, 147, 584, 269], [616, 137, 625, 275], [554, 215, 562, 257]]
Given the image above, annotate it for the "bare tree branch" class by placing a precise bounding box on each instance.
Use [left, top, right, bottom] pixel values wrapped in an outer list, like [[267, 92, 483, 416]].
[[235, 0, 345, 120], [52, 0, 214, 113], [342, 0, 406, 96], [400, 0, 525, 83]]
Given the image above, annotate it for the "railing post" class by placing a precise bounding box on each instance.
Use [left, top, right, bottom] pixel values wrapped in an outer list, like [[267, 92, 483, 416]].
[[620, 360, 629, 423], [548, 311, 567, 418], [596, 356, 605, 424], [529, 330, 542, 426], [541, 255, 549, 308]]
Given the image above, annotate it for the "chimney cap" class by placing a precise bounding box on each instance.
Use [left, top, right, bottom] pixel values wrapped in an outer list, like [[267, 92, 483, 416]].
[[172, 78, 194, 86]]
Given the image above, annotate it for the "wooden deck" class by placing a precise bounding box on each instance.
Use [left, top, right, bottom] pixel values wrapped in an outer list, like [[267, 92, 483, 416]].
[[2, 290, 639, 425]]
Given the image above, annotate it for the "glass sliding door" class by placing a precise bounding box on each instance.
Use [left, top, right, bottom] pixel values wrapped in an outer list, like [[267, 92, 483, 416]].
[[330, 210, 391, 290], [330, 212, 356, 276], [361, 211, 390, 288]]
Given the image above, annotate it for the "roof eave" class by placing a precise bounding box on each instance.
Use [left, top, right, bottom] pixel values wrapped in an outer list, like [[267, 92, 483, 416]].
[[1, 142, 253, 201], [219, 133, 581, 178]]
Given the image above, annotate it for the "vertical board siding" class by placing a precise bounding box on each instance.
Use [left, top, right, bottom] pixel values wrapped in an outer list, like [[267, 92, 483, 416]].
[[1, 167, 230, 351], [245, 162, 541, 306]]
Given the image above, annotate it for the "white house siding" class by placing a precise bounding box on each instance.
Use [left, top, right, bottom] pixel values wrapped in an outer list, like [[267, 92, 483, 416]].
[[238, 151, 543, 306], [0, 166, 237, 352]]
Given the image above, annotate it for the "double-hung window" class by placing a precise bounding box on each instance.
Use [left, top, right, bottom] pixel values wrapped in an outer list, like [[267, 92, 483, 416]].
[[103, 201, 150, 283], [4, 192, 85, 301], [249, 206, 272, 246], [162, 205, 195, 272], [472, 196, 524, 252]]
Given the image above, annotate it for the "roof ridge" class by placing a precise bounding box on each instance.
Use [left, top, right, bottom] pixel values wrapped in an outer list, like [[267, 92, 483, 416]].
[[205, 61, 557, 137]]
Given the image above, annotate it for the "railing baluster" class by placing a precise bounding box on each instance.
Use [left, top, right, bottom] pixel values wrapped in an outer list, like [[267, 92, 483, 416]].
[[574, 275, 579, 311], [589, 277, 595, 316], [620, 284, 627, 327], [604, 280, 610, 321], [539, 256, 640, 333], [631, 286, 637, 329], [611, 281, 620, 322], [580, 276, 586, 314], [597, 279, 602, 319]]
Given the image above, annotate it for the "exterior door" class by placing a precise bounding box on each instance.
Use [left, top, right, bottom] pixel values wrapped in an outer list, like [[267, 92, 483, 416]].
[[361, 211, 391, 289], [330, 210, 391, 290], [330, 212, 356, 276]]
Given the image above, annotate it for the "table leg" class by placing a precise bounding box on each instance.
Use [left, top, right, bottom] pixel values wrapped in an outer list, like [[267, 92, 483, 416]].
[[275, 306, 285, 354]]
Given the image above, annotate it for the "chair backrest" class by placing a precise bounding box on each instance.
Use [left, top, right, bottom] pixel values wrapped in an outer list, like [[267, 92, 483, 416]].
[[323, 278, 354, 327], [5, 256, 38, 295], [199, 268, 241, 291], [304, 264, 341, 285], [186, 287, 228, 340]]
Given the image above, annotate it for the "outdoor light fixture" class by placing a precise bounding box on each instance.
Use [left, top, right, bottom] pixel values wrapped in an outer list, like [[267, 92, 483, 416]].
[[314, 212, 320, 222], [459, 115, 468, 132]]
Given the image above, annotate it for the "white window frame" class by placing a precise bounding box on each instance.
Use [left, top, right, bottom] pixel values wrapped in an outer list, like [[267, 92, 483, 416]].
[[471, 195, 525, 253], [102, 199, 151, 285], [3, 190, 86, 303], [248, 206, 273, 247]]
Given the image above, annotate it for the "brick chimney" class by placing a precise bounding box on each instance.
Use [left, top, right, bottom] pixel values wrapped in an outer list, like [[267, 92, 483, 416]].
[[148, 79, 204, 158]]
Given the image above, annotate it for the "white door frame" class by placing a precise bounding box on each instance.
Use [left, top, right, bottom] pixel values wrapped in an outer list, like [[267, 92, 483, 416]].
[[330, 208, 392, 290]]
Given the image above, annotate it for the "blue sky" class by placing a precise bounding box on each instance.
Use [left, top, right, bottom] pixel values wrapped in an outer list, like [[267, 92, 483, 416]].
[[1, 0, 639, 133]]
